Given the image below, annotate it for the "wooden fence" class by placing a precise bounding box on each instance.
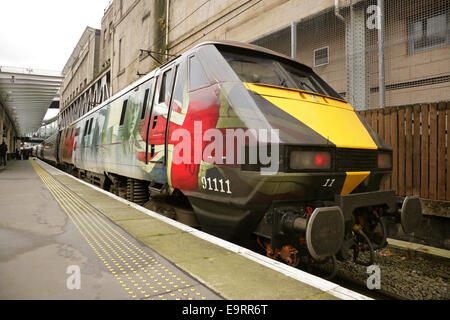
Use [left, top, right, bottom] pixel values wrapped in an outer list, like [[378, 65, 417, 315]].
[[359, 101, 450, 201]]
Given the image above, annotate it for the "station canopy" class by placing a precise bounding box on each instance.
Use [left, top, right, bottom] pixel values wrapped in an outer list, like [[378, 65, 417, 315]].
[[0, 66, 63, 136]]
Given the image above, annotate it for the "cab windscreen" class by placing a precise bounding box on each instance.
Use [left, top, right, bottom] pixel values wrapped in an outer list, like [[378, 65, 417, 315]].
[[219, 49, 341, 99]]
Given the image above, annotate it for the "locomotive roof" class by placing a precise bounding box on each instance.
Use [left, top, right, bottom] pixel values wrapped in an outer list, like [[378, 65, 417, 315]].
[[62, 40, 313, 128], [193, 40, 313, 71]]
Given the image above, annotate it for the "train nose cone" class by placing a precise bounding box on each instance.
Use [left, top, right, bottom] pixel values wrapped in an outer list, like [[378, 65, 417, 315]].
[[306, 207, 345, 261], [400, 196, 422, 234]]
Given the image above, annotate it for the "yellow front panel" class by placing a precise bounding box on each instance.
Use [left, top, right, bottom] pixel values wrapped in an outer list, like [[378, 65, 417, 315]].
[[341, 171, 371, 195], [245, 83, 378, 150]]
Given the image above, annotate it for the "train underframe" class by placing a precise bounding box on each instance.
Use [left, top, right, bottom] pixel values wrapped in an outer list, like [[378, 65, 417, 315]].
[[55, 162, 421, 279], [252, 191, 421, 278]]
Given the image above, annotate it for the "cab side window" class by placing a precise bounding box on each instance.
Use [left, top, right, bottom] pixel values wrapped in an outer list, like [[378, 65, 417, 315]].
[[171, 59, 187, 110], [141, 88, 150, 120], [159, 69, 173, 105], [149, 69, 174, 134], [189, 56, 209, 91]]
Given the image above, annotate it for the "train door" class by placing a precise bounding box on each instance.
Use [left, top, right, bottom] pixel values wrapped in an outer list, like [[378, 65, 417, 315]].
[[145, 64, 178, 184], [58, 127, 68, 163], [56, 129, 63, 164], [73, 126, 80, 164]]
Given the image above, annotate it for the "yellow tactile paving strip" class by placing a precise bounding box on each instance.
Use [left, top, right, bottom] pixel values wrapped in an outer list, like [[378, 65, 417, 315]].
[[30, 159, 216, 300], [34, 159, 349, 300]]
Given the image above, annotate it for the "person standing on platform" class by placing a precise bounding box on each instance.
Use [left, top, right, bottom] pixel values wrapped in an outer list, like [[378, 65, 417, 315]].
[[0, 141, 7, 166]]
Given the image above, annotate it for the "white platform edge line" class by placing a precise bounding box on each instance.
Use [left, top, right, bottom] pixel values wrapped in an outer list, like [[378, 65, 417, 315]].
[[35, 159, 372, 300]]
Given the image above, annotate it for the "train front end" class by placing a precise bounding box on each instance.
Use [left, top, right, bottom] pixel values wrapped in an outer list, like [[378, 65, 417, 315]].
[[185, 42, 422, 265]]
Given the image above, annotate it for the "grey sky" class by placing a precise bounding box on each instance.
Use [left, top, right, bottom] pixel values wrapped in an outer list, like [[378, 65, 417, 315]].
[[0, 0, 111, 72]]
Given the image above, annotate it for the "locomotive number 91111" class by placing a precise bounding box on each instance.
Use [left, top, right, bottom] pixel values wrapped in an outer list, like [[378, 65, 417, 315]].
[[201, 176, 232, 194]]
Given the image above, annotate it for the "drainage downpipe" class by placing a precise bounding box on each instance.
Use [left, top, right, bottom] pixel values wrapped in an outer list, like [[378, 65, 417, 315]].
[[378, 0, 386, 109], [334, 0, 345, 22], [165, 0, 170, 57], [291, 21, 297, 59]]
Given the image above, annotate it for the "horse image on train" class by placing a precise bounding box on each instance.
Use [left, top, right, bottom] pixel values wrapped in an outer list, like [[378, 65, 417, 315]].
[[38, 41, 422, 274]]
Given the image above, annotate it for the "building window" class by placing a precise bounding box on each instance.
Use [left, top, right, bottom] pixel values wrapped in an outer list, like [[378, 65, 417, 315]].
[[408, 9, 450, 54], [109, 22, 113, 41], [313, 46, 329, 67], [118, 38, 124, 73]]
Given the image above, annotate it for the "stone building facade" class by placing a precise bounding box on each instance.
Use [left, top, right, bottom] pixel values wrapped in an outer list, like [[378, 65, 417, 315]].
[[59, 0, 450, 125], [59, 27, 108, 128]]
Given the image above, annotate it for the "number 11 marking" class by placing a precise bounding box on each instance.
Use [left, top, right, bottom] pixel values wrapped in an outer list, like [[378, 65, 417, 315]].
[[323, 178, 335, 187]]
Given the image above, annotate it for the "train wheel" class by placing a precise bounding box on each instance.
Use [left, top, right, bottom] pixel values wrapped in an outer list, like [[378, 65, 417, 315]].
[[365, 210, 387, 250], [351, 230, 375, 266], [310, 255, 337, 280]]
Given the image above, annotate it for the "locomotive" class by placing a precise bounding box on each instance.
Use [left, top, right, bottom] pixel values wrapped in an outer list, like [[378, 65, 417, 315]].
[[39, 41, 422, 272]]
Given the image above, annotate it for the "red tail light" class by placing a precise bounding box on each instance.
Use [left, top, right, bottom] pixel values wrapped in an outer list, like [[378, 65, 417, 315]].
[[290, 151, 331, 170], [315, 153, 331, 167]]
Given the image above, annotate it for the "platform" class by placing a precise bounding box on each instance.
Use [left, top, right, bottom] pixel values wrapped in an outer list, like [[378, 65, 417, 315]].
[[0, 159, 369, 300]]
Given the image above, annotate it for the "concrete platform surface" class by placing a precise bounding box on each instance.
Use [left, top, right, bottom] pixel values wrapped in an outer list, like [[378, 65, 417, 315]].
[[0, 160, 220, 300], [1, 159, 369, 300]]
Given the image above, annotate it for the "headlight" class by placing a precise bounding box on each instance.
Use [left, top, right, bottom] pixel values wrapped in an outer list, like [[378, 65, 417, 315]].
[[290, 151, 331, 170], [377, 152, 392, 169]]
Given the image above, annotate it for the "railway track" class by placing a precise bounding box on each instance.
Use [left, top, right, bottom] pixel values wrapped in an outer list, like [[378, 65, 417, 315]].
[[309, 246, 449, 300], [159, 205, 448, 301], [105, 190, 450, 300], [57, 163, 450, 300], [329, 273, 405, 300]]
